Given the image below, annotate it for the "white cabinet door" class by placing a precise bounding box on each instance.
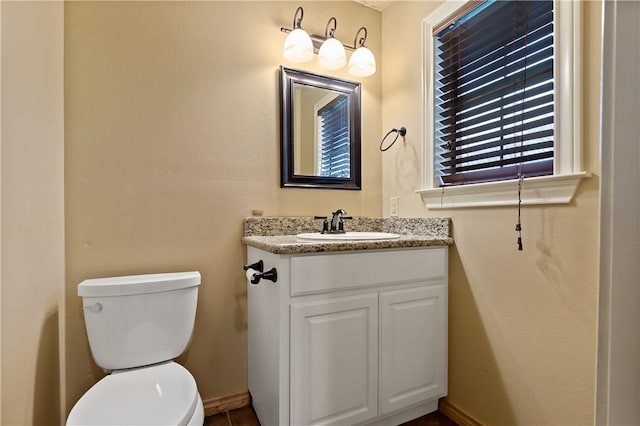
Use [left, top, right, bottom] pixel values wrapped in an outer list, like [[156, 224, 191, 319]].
[[379, 285, 447, 415], [291, 294, 378, 426]]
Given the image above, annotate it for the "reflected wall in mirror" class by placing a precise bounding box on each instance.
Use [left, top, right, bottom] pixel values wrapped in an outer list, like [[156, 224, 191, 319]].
[[280, 66, 361, 190]]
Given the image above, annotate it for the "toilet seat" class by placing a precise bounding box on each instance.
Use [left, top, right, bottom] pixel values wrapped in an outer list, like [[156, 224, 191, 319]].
[[67, 361, 201, 425]]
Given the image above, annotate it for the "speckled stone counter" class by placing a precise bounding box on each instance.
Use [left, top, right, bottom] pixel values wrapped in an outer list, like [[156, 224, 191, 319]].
[[242, 217, 453, 254]]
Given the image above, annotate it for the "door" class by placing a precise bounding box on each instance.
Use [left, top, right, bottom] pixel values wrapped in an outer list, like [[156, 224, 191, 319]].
[[597, 1, 640, 423], [290, 294, 378, 425], [379, 285, 447, 415]]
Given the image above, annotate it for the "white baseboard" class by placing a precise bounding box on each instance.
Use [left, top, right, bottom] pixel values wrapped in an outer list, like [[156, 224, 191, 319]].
[[202, 391, 251, 417], [439, 398, 485, 426]]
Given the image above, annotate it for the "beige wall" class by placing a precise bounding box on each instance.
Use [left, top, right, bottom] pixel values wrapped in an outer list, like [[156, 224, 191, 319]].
[[1, 1, 65, 425], [64, 1, 382, 413], [1, 3, 3, 421], [382, 1, 601, 425]]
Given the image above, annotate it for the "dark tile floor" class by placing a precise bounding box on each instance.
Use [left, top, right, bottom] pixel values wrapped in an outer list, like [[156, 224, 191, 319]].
[[204, 405, 458, 426]]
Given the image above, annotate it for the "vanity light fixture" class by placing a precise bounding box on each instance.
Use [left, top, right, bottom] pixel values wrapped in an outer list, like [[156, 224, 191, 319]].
[[282, 7, 314, 63], [280, 7, 376, 77]]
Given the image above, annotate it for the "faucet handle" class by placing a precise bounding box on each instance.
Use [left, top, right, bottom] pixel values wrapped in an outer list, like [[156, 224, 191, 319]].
[[314, 216, 329, 234], [338, 216, 353, 232]]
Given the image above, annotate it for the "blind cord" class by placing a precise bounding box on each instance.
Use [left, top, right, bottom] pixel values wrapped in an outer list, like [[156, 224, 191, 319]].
[[515, 2, 529, 252]]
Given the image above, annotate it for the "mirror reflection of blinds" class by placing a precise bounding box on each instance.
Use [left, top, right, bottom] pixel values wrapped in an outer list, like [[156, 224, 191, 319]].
[[318, 96, 350, 178], [435, 0, 554, 186]]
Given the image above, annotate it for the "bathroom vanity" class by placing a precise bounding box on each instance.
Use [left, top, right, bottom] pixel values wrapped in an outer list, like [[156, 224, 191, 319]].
[[243, 217, 452, 426]]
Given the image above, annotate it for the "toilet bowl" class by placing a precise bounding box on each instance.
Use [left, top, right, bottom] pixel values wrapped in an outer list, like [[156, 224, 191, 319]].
[[66, 271, 204, 426], [67, 362, 204, 425]]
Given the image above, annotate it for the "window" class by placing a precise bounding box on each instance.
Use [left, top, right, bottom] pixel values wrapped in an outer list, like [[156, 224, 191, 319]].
[[435, 1, 554, 186], [419, 0, 587, 209], [317, 95, 350, 178]]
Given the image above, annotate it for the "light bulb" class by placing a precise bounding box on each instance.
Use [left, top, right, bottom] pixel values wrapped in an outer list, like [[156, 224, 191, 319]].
[[318, 38, 347, 70], [348, 46, 376, 77], [283, 28, 314, 63]]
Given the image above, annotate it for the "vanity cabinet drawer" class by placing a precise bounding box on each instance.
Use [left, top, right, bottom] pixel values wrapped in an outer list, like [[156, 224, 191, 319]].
[[290, 247, 446, 295]]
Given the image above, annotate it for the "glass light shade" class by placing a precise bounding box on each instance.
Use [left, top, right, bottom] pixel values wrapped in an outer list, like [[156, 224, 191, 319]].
[[348, 46, 376, 77], [318, 38, 347, 70], [283, 28, 314, 63]]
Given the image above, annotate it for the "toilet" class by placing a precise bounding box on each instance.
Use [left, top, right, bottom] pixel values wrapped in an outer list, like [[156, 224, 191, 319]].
[[67, 271, 204, 426]]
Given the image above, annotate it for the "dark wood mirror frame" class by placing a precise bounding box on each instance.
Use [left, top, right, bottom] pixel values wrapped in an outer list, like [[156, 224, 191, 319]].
[[280, 66, 362, 190]]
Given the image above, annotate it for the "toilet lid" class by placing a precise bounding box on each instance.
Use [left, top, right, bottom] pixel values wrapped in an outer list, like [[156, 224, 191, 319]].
[[67, 362, 199, 425]]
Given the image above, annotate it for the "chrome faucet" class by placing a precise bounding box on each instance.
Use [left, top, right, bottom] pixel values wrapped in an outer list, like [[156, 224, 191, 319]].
[[314, 209, 352, 234], [330, 209, 347, 233]]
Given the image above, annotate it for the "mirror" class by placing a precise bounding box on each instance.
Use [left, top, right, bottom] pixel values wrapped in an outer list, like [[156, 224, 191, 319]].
[[280, 66, 361, 190]]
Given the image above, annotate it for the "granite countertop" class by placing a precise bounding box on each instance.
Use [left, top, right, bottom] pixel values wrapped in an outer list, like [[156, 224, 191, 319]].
[[242, 216, 453, 255]]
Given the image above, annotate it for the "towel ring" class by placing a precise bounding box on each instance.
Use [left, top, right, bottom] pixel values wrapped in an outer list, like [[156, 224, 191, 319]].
[[379, 127, 407, 152]]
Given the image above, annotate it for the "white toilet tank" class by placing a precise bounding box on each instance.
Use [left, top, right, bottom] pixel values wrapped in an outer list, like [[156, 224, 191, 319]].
[[78, 271, 201, 371]]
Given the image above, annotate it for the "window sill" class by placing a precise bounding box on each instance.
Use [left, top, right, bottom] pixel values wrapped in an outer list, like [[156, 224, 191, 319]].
[[417, 172, 590, 209]]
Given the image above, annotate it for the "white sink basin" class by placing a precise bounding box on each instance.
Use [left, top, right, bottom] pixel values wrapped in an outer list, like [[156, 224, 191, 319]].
[[296, 231, 401, 241]]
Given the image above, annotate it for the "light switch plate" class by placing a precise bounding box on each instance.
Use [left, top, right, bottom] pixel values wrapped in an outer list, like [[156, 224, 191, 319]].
[[390, 197, 399, 217]]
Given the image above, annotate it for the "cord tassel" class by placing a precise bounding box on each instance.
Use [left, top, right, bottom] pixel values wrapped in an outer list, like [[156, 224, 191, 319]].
[[516, 173, 524, 251]]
